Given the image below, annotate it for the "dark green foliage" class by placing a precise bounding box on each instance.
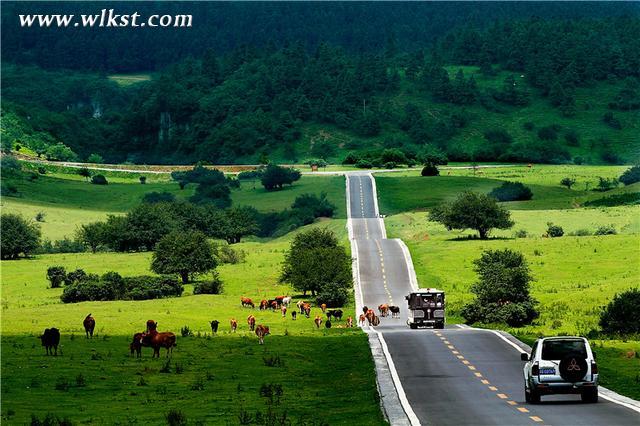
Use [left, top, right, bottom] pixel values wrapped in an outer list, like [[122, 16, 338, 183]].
[[87, 153, 103, 163], [45, 143, 77, 161], [261, 165, 301, 191], [488, 181, 533, 202], [522, 122, 535, 131], [91, 174, 108, 185], [29, 412, 73, 426], [291, 193, 336, 219], [546, 223, 564, 238], [77, 168, 91, 181], [46, 266, 66, 288], [165, 409, 187, 426], [560, 177, 576, 189], [355, 159, 373, 169], [220, 206, 260, 244], [597, 176, 618, 192], [461, 249, 538, 327], [124, 275, 184, 301], [315, 282, 350, 308], [603, 112, 622, 129], [212, 243, 246, 265], [564, 129, 579, 146], [594, 225, 617, 236], [490, 75, 529, 106], [1, 155, 22, 177], [619, 165, 640, 186], [75, 222, 107, 253], [37, 238, 85, 254], [537, 125, 558, 141], [584, 192, 640, 207], [0, 213, 41, 259], [429, 191, 514, 239], [193, 272, 224, 295], [599, 289, 640, 335], [421, 164, 439, 176], [151, 230, 217, 283], [37, 166, 46, 174], [142, 191, 176, 204], [280, 228, 351, 296], [609, 82, 640, 110], [139, 176, 147, 184]]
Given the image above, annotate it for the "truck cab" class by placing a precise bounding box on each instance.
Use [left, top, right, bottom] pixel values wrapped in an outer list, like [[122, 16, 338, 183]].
[[405, 288, 445, 329]]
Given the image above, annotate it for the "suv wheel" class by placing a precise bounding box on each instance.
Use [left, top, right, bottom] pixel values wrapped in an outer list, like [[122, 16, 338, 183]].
[[525, 387, 540, 404], [409, 323, 418, 330], [435, 322, 445, 329], [581, 388, 598, 403]]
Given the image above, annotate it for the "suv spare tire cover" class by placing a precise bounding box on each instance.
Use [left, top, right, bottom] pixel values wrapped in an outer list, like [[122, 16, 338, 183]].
[[559, 352, 588, 382]]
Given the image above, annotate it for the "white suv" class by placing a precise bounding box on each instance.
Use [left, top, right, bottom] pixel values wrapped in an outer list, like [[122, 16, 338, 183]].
[[521, 336, 599, 403]]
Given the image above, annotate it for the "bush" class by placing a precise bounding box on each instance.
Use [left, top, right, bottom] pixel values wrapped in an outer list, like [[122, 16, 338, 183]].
[[514, 229, 528, 238], [142, 191, 176, 204], [596, 176, 618, 191], [193, 273, 224, 295], [603, 112, 622, 129], [38, 238, 86, 254], [139, 176, 147, 184], [91, 175, 108, 185], [291, 192, 336, 218], [47, 266, 67, 288], [37, 167, 47, 174], [342, 152, 360, 165], [568, 229, 591, 236], [1, 213, 41, 259], [584, 192, 640, 207], [384, 161, 397, 169], [560, 177, 576, 189], [537, 125, 558, 141], [599, 289, 640, 335], [260, 164, 301, 191], [488, 181, 533, 201], [125, 275, 184, 300], [315, 282, 350, 307], [166, 409, 187, 426], [181, 326, 192, 337], [546, 223, 564, 237], [421, 163, 439, 176], [483, 129, 513, 145], [355, 159, 373, 169], [87, 153, 104, 163], [594, 225, 617, 235], [212, 244, 246, 265], [564, 129, 579, 146], [619, 165, 640, 186], [61, 273, 182, 303], [522, 122, 535, 131]]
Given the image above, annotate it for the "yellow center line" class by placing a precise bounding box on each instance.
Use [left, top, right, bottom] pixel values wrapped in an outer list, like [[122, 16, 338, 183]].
[[462, 360, 470, 365], [517, 407, 529, 413], [488, 386, 498, 391], [497, 393, 508, 399], [468, 365, 476, 371], [474, 372, 483, 378], [447, 345, 455, 350], [530, 416, 543, 423], [456, 355, 465, 359], [507, 401, 517, 406], [481, 379, 490, 385]]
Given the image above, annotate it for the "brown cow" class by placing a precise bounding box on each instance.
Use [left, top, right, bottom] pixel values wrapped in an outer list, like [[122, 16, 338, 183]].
[[270, 300, 279, 310], [297, 300, 305, 313], [378, 304, 389, 317], [347, 316, 354, 328], [255, 325, 270, 345], [259, 299, 268, 310], [146, 320, 157, 332], [230, 318, 238, 332], [140, 331, 176, 358], [314, 315, 323, 328], [302, 303, 311, 318], [320, 303, 327, 313], [130, 332, 143, 358], [371, 315, 380, 326], [365, 309, 375, 326], [359, 314, 366, 326], [247, 315, 256, 331], [241, 297, 255, 308], [281, 305, 287, 317], [274, 296, 285, 305], [83, 313, 95, 338]]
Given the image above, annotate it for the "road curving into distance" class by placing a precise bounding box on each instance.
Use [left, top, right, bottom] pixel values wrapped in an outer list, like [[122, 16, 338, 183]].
[[346, 172, 640, 426]]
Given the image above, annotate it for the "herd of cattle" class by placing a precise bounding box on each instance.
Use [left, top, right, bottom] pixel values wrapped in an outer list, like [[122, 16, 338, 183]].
[[38, 300, 401, 358]]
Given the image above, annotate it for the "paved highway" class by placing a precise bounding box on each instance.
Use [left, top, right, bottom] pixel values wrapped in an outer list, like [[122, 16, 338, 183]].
[[347, 172, 640, 426]]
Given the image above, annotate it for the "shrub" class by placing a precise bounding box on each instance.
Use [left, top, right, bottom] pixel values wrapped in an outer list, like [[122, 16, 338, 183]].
[[596, 177, 618, 192], [142, 191, 176, 204], [355, 159, 373, 169], [342, 152, 360, 165], [537, 125, 558, 141], [560, 177, 576, 189], [546, 223, 564, 237], [1, 213, 41, 259], [514, 229, 528, 238], [61, 273, 182, 303], [87, 153, 104, 163], [564, 129, 579, 146], [384, 161, 397, 169], [30, 413, 73, 426], [600, 288, 640, 335], [315, 282, 350, 308], [603, 112, 622, 129], [47, 266, 67, 288], [421, 163, 439, 176], [1, 182, 19, 197], [91, 175, 108, 185], [165, 409, 187, 426], [64, 269, 90, 286], [37, 167, 47, 174], [212, 244, 246, 265], [139, 176, 147, 184], [291, 192, 336, 218], [568, 229, 591, 237], [193, 273, 224, 295], [522, 122, 535, 131], [125, 275, 184, 300], [488, 181, 533, 201], [594, 225, 617, 235], [619, 165, 640, 186], [584, 192, 640, 207], [260, 164, 301, 191], [38, 238, 85, 254], [181, 326, 192, 337], [483, 129, 513, 145]]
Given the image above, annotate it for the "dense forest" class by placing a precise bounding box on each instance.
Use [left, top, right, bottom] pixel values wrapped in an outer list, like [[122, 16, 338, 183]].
[[2, 3, 639, 165]]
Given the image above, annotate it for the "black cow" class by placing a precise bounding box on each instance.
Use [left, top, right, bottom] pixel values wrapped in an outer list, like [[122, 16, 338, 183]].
[[328, 309, 343, 321], [40, 328, 61, 356], [210, 320, 219, 334], [325, 320, 332, 329], [291, 311, 297, 320], [389, 305, 400, 319]]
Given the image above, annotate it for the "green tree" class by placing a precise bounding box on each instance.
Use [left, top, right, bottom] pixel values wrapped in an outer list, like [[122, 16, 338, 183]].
[[221, 206, 259, 244], [87, 153, 104, 163], [599, 289, 640, 335], [261, 164, 301, 191], [46, 266, 67, 288], [429, 191, 514, 239], [560, 177, 576, 189], [619, 165, 640, 186], [45, 143, 77, 161], [91, 174, 108, 185], [1, 213, 41, 259], [78, 167, 91, 181], [76, 222, 107, 253], [151, 230, 216, 283]]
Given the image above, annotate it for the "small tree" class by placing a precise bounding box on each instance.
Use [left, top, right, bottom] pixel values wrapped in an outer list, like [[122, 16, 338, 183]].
[[221, 206, 259, 244], [78, 168, 92, 181], [87, 153, 104, 163], [261, 164, 301, 191], [139, 176, 147, 184], [421, 163, 440, 176], [599, 289, 640, 335], [560, 177, 576, 189], [546, 223, 564, 237], [461, 249, 538, 327], [596, 176, 617, 192], [151, 231, 216, 283], [91, 175, 108, 185], [76, 222, 107, 253], [429, 191, 514, 239], [1, 213, 41, 259], [619, 165, 640, 186], [47, 266, 67, 288]]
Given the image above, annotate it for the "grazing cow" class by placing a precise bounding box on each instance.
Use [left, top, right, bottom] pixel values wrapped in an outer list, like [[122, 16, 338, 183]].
[[378, 304, 389, 318], [40, 328, 61, 356], [146, 320, 158, 332], [365, 309, 376, 326], [255, 325, 270, 345], [83, 314, 95, 338], [281, 305, 287, 317], [328, 309, 343, 321], [270, 300, 279, 311], [302, 303, 311, 318], [326, 311, 333, 321], [362, 306, 369, 315], [247, 315, 256, 331], [297, 300, 305, 314], [210, 320, 220, 334], [371, 315, 380, 327], [314, 315, 323, 328], [259, 300, 268, 310], [359, 314, 366, 326], [141, 331, 176, 358], [230, 319, 238, 332], [347, 317, 354, 328], [321, 303, 327, 313], [389, 305, 400, 319], [241, 297, 255, 308], [274, 296, 285, 305], [130, 332, 143, 358], [325, 320, 332, 329], [291, 311, 297, 320], [282, 296, 292, 307]]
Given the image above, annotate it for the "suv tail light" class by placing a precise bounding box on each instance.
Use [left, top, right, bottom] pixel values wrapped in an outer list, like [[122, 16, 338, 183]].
[[591, 362, 598, 375], [532, 362, 539, 376]]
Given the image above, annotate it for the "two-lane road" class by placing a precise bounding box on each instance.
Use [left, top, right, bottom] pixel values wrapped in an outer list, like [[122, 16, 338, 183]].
[[347, 173, 640, 426]]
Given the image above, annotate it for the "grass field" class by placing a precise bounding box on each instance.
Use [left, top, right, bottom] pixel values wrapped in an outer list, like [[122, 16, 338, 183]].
[[2, 173, 346, 240], [1, 219, 387, 425]]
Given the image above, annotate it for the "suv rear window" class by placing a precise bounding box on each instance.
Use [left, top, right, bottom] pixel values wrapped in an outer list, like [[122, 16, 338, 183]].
[[541, 340, 587, 360]]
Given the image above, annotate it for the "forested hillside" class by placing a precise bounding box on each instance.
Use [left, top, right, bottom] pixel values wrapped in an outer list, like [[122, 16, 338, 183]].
[[2, 6, 639, 165]]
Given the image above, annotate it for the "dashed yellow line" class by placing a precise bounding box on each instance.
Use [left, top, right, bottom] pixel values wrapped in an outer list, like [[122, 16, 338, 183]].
[[497, 393, 508, 399], [488, 386, 498, 391], [507, 401, 518, 406], [530, 416, 544, 423], [517, 407, 529, 413], [481, 379, 490, 385]]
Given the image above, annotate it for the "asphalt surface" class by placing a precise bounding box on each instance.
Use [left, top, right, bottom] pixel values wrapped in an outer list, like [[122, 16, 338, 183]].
[[347, 173, 640, 426]]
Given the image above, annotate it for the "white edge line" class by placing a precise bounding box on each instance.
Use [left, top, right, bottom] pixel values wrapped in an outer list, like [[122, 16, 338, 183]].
[[396, 239, 419, 292], [372, 328, 422, 426], [345, 174, 354, 240], [471, 328, 640, 414], [367, 173, 387, 239]]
